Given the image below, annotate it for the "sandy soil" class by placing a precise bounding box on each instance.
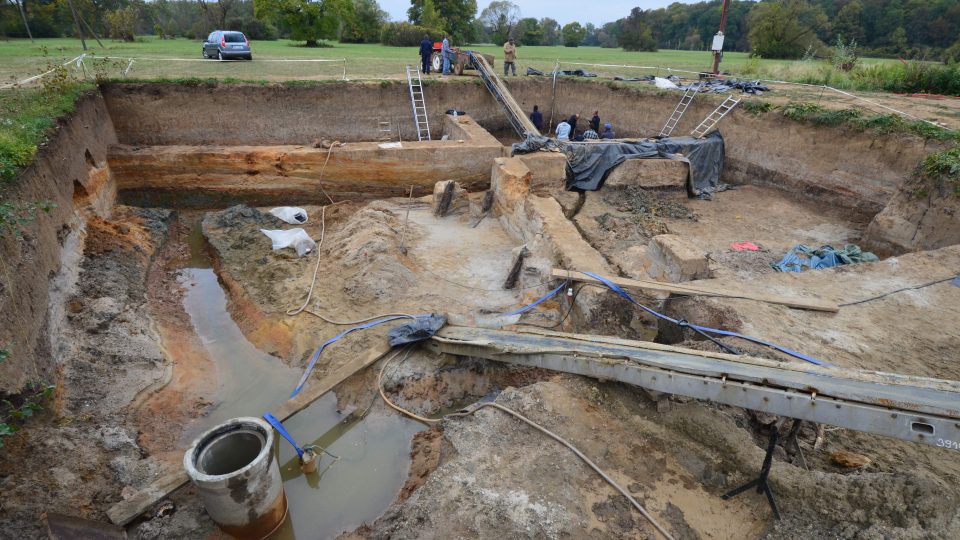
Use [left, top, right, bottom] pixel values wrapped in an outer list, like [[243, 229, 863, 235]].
[[0, 207, 181, 539]]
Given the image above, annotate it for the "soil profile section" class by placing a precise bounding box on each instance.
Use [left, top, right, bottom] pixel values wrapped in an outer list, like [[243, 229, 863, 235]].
[[0, 91, 118, 394]]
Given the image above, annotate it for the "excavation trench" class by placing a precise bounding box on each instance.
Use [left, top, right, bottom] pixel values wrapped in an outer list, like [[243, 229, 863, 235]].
[[143, 212, 539, 539], [2, 82, 960, 540]]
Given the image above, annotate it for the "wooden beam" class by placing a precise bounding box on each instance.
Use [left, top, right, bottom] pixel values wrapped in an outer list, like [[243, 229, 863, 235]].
[[551, 269, 839, 313], [106, 344, 393, 526]]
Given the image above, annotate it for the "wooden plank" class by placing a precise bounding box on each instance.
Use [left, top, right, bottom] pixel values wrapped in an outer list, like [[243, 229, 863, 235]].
[[551, 269, 839, 313], [106, 344, 393, 526]]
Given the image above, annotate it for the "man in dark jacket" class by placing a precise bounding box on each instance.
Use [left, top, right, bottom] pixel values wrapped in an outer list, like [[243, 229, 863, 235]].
[[589, 111, 601, 132], [530, 105, 543, 133], [419, 35, 433, 74]]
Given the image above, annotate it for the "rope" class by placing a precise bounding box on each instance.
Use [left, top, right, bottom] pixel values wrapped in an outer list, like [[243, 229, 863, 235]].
[[286, 205, 327, 317], [376, 349, 674, 540], [838, 276, 957, 307]]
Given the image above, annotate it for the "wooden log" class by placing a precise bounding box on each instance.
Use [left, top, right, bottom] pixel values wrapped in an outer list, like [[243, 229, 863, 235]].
[[106, 344, 393, 526], [550, 269, 839, 313]]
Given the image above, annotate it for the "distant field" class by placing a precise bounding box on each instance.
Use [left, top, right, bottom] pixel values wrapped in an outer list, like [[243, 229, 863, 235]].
[[0, 36, 902, 85]]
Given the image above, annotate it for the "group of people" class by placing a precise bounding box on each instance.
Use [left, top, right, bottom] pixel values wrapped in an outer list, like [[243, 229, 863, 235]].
[[416, 35, 615, 141], [529, 108, 616, 141], [418, 35, 520, 77], [419, 34, 456, 76]]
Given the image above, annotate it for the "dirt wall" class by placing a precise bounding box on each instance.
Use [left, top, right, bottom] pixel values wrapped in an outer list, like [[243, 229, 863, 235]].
[[0, 92, 118, 394], [102, 80, 943, 218], [107, 115, 502, 208]]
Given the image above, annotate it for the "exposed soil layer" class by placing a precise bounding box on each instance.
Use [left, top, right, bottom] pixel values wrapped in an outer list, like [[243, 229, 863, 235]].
[[0, 207, 180, 539], [0, 91, 118, 395]]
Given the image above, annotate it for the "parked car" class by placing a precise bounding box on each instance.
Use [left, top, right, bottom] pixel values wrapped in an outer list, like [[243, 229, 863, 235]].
[[202, 31, 252, 61]]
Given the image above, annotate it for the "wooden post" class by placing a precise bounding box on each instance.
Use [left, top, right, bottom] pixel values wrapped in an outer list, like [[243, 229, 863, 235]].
[[65, 0, 87, 51]]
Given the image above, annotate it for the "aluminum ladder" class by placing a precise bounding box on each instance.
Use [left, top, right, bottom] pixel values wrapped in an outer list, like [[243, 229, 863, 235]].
[[690, 95, 741, 138], [405, 66, 430, 141], [659, 83, 701, 137]]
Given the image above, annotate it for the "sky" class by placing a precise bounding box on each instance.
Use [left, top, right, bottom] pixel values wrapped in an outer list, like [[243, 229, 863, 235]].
[[377, 1, 702, 27]]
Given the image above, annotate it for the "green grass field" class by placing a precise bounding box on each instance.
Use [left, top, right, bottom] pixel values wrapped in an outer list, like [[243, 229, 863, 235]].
[[0, 36, 902, 85]]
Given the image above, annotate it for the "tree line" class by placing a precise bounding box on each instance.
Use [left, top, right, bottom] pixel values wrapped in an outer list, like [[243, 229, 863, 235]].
[[2, 0, 959, 61]]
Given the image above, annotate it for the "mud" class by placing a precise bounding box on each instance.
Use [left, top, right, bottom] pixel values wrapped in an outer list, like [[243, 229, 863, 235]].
[[2, 80, 959, 540]]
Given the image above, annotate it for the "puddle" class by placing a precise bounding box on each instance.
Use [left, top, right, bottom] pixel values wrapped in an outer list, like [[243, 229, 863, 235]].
[[175, 220, 426, 539]]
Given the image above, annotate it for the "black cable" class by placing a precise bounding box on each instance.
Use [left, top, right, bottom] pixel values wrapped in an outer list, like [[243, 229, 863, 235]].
[[838, 276, 957, 307]]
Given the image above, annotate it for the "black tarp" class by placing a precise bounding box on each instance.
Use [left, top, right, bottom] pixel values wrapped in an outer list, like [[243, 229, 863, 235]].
[[512, 131, 727, 198]]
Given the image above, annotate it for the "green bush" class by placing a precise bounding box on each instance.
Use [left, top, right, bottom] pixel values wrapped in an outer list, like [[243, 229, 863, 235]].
[[852, 62, 960, 96], [380, 22, 444, 47]]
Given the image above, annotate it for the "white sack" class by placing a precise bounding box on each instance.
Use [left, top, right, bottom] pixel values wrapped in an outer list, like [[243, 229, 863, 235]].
[[654, 77, 678, 89], [269, 207, 308, 224], [260, 228, 316, 257]]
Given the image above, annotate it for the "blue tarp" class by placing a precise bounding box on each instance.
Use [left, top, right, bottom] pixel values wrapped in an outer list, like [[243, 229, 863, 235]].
[[772, 244, 879, 273]]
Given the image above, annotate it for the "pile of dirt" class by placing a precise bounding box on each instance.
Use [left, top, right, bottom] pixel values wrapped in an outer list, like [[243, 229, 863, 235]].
[[615, 185, 699, 221]]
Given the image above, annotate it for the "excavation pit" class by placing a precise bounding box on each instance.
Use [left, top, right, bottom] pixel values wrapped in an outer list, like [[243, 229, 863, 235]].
[[1, 79, 959, 540]]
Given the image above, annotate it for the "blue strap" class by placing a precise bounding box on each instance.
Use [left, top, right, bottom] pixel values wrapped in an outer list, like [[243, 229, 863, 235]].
[[502, 282, 566, 316], [582, 271, 830, 367], [291, 314, 432, 397], [263, 412, 303, 458]]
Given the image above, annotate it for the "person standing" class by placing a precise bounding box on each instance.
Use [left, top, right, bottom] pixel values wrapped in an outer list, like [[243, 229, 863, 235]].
[[419, 35, 433, 74], [567, 114, 580, 138], [441, 35, 453, 75], [602, 123, 616, 139], [555, 119, 571, 141], [503, 37, 517, 77], [589, 110, 600, 132], [530, 105, 543, 133]]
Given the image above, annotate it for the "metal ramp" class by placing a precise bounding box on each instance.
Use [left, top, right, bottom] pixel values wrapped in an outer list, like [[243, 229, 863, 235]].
[[690, 95, 740, 138], [659, 83, 701, 137], [429, 326, 960, 451], [468, 52, 538, 137], [405, 65, 430, 141]]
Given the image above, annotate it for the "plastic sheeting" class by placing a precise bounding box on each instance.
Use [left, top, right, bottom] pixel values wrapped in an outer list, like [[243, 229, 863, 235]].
[[512, 131, 726, 198], [260, 228, 316, 257], [387, 314, 447, 346], [771, 244, 879, 272]]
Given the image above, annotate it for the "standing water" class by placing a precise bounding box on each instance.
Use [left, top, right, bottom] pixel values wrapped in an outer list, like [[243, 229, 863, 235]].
[[176, 220, 424, 538]]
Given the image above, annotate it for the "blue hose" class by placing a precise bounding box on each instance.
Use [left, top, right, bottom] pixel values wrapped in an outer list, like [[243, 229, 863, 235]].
[[502, 282, 567, 316], [290, 314, 431, 397], [582, 272, 831, 367], [263, 412, 303, 458]]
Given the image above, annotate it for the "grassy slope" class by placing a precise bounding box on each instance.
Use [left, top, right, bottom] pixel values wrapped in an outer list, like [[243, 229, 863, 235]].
[[0, 37, 901, 83]]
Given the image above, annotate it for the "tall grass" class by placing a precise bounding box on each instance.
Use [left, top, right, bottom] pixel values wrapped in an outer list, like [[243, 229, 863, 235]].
[[751, 60, 960, 96]]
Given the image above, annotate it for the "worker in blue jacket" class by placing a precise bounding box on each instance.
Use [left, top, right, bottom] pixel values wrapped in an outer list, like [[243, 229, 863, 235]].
[[419, 35, 433, 74]]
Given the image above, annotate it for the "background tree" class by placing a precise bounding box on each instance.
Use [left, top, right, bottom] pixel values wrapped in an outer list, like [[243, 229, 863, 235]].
[[619, 7, 656, 52], [560, 21, 584, 47], [340, 0, 386, 43], [254, 0, 348, 46], [539, 17, 559, 46], [747, 0, 828, 59], [407, 0, 476, 42], [597, 21, 620, 48], [514, 17, 541, 46], [581, 22, 599, 46], [478, 0, 519, 44], [105, 5, 137, 40], [419, 0, 445, 32]]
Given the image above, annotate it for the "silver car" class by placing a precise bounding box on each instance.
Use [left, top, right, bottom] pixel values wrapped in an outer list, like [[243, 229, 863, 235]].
[[202, 31, 252, 61]]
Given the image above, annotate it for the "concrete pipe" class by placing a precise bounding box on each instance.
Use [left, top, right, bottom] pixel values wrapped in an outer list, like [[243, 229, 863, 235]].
[[183, 417, 288, 539]]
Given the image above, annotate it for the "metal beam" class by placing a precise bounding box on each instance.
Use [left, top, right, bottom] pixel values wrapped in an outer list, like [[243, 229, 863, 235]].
[[429, 327, 960, 453]]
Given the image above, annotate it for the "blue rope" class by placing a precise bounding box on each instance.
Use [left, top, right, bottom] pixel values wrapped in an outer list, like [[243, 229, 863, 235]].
[[581, 272, 831, 367], [502, 282, 567, 316], [290, 314, 431, 397], [263, 412, 303, 458]]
